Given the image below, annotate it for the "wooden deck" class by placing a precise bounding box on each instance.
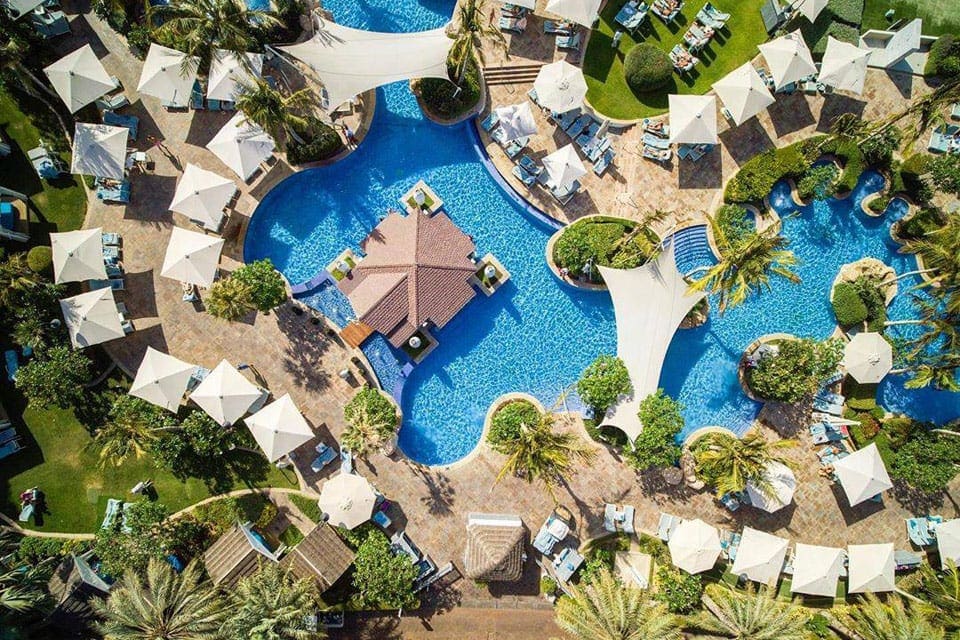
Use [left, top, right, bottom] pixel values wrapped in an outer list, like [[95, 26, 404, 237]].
[[340, 322, 374, 348]]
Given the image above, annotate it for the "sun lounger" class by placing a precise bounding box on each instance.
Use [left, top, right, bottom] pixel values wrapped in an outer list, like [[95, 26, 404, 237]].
[[512, 164, 538, 186], [657, 512, 682, 541], [90, 278, 125, 292], [101, 232, 121, 246], [501, 3, 527, 17], [4, 350, 18, 382], [565, 114, 593, 137], [102, 245, 121, 261], [584, 137, 612, 163], [97, 181, 131, 204], [310, 441, 338, 473], [391, 530, 423, 563], [372, 510, 392, 529], [651, 0, 683, 23], [553, 108, 581, 131], [534, 510, 571, 555], [101, 498, 123, 529], [527, 87, 542, 107], [499, 16, 527, 33], [556, 32, 581, 51], [504, 137, 528, 159], [813, 398, 843, 415], [549, 179, 580, 205], [643, 145, 672, 163], [615, 0, 649, 31], [480, 111, 500, 132], [103, 110, 139, 141], [720, 529, 741, 559], [642, 119, 669, 137], [518, 154, 543, 177], [697, 1, 728, 29], [820, 370, 845, 387], [603, 503, 618, 532], [340, 448, 354, 474], [669, 44, 698, 73], [105, 263, 124, 278], [621, 505, 635, 533], [593, 148, 615, 176], [544, 20, 574, 35], [816, 390, 844, 405], [719, 492, 740, 511], [0, 428, 17, 445], [906, 515, 942, 547], [643, 132, 670, 150], [895, 549, 923, 571], [0, 438, 22, 460]]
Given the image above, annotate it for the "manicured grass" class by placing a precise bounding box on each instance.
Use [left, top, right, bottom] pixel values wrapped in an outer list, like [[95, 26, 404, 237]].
[[583, 0, 768, 121], [862, 0, 960, 37], [289, 492, 322, 523]]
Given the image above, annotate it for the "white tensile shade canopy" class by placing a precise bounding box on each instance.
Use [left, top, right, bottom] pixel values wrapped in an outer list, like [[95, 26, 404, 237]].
[[712, 63, 775, 125], [937, 519, 960, 569], [4, 0, 43, 19], [541, 144, 586, 188], [206, 112, 275, 180], [278, 20, 453, 109], [50, 227, 107, 284], [137, 44, 199, 108], [533, 60, 588, 113], [847, 543, 895, 593], [319, 473, 377, 530], [160, 227, 225, 288], [833, 443, 893, 506], [668, 95, 718, 144], [818, 37, 872, 94], [758, 30, 817, 90], [207, 50, 263, 101], [59, 288, 124, 349], [796, 0, 828, 22], [842, 332, 892, 383], [44, 45, 115, 113], [71, 123, 128, 181], [790, 544, 845, 597], [244, 394, 315, 462], [129, 347, 196, 412], [730, 527, 789, 586], [599, 242, 706, 441], [545, 0, 601, 27], [745, 461, 797, 513], [879, 18, 922, 67], [169, 164, 235, 230], [190, 359, 262, 426], [494, 102, 538, 142], [668, 519, 721, 574]]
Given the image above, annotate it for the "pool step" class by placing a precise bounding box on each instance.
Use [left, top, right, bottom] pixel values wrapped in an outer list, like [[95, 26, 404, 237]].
[[668, 225, 716, 276], [483, 64, 544, 86]]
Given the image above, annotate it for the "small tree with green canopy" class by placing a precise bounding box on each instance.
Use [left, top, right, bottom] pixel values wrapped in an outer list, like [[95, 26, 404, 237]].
[[890, 429, 960, 494], [748, 337, 844, 403], [93, 395, 179, 467], [149, 409, 236, 478], [206, 276, 254, 321], [342, 387, 398, 458], [577, 355, 632, 416], [223, 563, 325, 639], [26, 246, 52, 275], [350, 527, 418, 610], [14, 345, 92, 408], [929, 154, 960, 196], [797, 164, 838, 200], [487, 399, 541, 446], [94, 501, 206, 576], [624, 389, 683, 470], [232, 258, 287, 312]]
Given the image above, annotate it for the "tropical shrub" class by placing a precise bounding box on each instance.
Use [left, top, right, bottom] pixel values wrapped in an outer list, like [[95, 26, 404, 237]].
[[417, 60, 482, 119], [832, 282, 868, 327], [488, 399, 541, 446], [860, 127, 901, 166], [821, 137, 865, 193], [553, 217, 659, 282], [223, 563, 321, 639], [342, 387, 399, 456], [797, 163, 838, 200], [854, 276, 887, 332], [92, 0, 127, 31], [882, 416, 914, 447], [748, 338, 844, 403], [231, 259, 286, 312], [206, 277, 254, 321], [17, 536, 88, 564], [126, 23, 151, 57], [576, 355, 632, 416], [692, 429, 794, 497], [285, 120, 343, 165], [149, 410, 237, 478], [868, 195, 891, 213], [724, 140, 820, 203], [26, 246, 52, 274], [929, 154, 960, 196], [654, 565, 703, 614], [350, 526, 418, 609], [15, 346, 92, 408], [925, 34, 960, 80], [714, 204, 754, 247], [623, 44, 672, 93], [898, 207, 945, 240], [94, 501, 206, 575], [625, 389, 683, 470], [890, 429, 960, 493]]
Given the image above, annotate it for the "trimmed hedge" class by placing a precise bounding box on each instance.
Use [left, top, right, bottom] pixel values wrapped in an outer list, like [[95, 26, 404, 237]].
[[800, 15, 859, 56], [820, 138, 865, 193], [623, 44, 673, 94], [487, 399, 541, 446], [925, 34, 960, 80], [724, 139, 822, 203], [825, 0, 864, 26], [832, 282, 868, 327], [418, 60, 482, 119], [715, 204, 754, 246], [26, 246, 53, 274], [286, 121, 344, 165]]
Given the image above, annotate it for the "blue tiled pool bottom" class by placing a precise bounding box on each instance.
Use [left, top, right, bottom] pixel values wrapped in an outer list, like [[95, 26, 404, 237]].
[[294, 280, 356, 330], [361, 335, 408, 400]]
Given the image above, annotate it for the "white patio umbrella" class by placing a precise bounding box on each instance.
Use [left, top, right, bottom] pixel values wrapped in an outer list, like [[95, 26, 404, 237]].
[[44, 45, 115, 113], [712, 63, 775, 126], [758, 30, 817, 90], [137, 44, 199, 108], [244, 394, 315, 462], [795, 0, 828, 23], [129, 347, 196, 412], [169, 164, 236, 230], [842, 331, 892, 384], [59, 288, 125, 349], [833, 443, 893, 506], [206, 112, 275, 180], [541, 144, 586, 188], [50, 227, 107, 284], [71, 123, 128, 181], [745, 461, 796, 513], [730, 527, 789, 586], [818, 37, 872, 95], [545, 0, 601, 27], [668, 95, 718, 145], [668, 519, 721, 574], [878, 18, 922, 68], [494, 102, 538, 142], [937, 519, 960, 569], [790, 544, 845, 597], [189, 359, 263, 426], [207, 49, 263, 101], [533, 60, 588, 113], [847, 543, 895, 593], [319, 473, 377, 530], [160, 227, 225, 288]]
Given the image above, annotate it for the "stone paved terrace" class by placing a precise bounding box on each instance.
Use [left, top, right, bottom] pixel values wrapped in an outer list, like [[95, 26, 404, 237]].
[[58, 0, 959, 621]]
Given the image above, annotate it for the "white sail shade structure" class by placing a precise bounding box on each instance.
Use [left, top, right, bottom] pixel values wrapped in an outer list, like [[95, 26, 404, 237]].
[[730, 527, 789, 586], [244, 394, 315, 462], [189, 359, 263, 426], [818, 37, 872, 94], [44, 45, 116, 113], [169, 164, 236, 230], [598, 242, 706, 441], [206, 112, 275, 180], [745, 461, 796, 513], [541, 144, 586, 188], [796, 0, 828, 23], [545, 0, 601, 27], [137, 44, 199, 108], [319, 473, 377, 530], [668, 519, 721, 574], [533, 60, 588, 113], [207, 50, 263, 101], [712, 63, 775, 125], [790, 544, 845, 597], [758, 30, 817, 90], [842, 331, 892, 383], [937, 519, 960, 569], [71, 123, 128, 181], [129, 347, 196, 412], [875, 18, 922, 68], [833, 443, 893, 506], [494, 102, 538, 142], [668, 95, 718, 144], [50, 227, 107, 284], [4, 0, 44, 19], [847, 543, 895, 593], [278, 19, 453, 110], [160, 227, 225, 288], [59, 288, 125, 349]]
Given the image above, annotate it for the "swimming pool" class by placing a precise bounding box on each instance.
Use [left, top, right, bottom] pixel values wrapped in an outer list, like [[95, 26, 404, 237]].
[[245, 0, 960, 465]]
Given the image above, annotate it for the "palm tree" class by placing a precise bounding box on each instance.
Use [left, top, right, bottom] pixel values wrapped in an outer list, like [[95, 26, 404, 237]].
[[206, 276, 254, 321], [905, 215, 960, 314], [0, 531, 54, 618], [689, 216, 800, 313], [907, 562, 960, 634], [447, 0, 506, 86], [234, 79, 318, 145], [887, 296, 960, 391], [692, 429, 794, 499], [611, 209, 671, 261], [0, 253, 40, 310], [12, 317, 49, 352], [698, 583, 808, 640], [92, 396, 179, 467], [341, 397, 396, 458], [555, 569, 682, 640], [223, 563, 324, 640], [96, 557, 226, 640], [836, 592, 945, 640]]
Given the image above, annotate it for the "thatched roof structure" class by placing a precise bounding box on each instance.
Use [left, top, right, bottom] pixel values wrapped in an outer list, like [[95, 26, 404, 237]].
[[203, 523, 279, 587], [280, 523, 355, 591], [463, 513, 526, 582]]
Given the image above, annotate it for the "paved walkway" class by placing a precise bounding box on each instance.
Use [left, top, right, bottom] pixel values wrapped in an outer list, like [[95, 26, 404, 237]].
[[331, 607, 563, 640]]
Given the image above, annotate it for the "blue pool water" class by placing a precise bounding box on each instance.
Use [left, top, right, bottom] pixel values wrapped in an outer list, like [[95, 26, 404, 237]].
[[245, 0, 960, 465]]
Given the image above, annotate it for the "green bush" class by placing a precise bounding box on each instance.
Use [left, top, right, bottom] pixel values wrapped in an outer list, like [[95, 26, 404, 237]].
[[553, 218, 637, 281], [418, 60, 482, 119], [854, 277, 887, 332], [797, 164, 838, 200], [623, 44, 673, 94], [855, 410, 880, 438], [26, 246, 52, 274], [724, 140, 820, 203], [825, 0, 864, 25], [540, 576, 558, 595], [898, 207, 945, 240], [15, 346, 92, 408], [487, 399, 541, 446], [925, 34, 960, 80], [929, 154, 960, 196], [832, 282, 868, 327], [286, 121, 344, 165], [127, 23, 151, 58], [891, 430, 960, 493], [351, 526, 419, 609], [821, 138, 865, 193], [805, 613, 833, 639], [92, 0, 127, 31], [860, 127, 901, 167], [232, 259, 287, 312], [846, 396, 877, 411], [17, 536, 87, 564], [625, 389, 683, 470], [897, 153, 933, 203], [748, 338, 845, 403], [882, 416, 915, 447], [714, 204, 754, 246], [654, 565, 703, 614], [868, 195, 890, 213], [576, 355, 632, 416]]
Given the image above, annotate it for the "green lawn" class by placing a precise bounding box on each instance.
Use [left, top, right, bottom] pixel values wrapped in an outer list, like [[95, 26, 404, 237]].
[[583, 0, 768, 121], [862, 0, 960, 37]]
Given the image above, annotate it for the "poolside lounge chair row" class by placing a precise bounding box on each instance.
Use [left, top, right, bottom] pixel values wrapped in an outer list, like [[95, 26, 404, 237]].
[[548, 108, 617, 176], [670, 44, 699, 74], [640, 118, 673, 162], [96, 177, 131, 204], [615, 1, 649, 32], [94, 76, 129, 112], [603, 503, 635, 533], [929, 124, 960, 154], [103, 110, 139, 141]]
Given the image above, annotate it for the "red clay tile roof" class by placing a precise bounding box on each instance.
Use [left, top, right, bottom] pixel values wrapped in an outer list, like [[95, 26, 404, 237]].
[[338, 210, 477, 347]]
